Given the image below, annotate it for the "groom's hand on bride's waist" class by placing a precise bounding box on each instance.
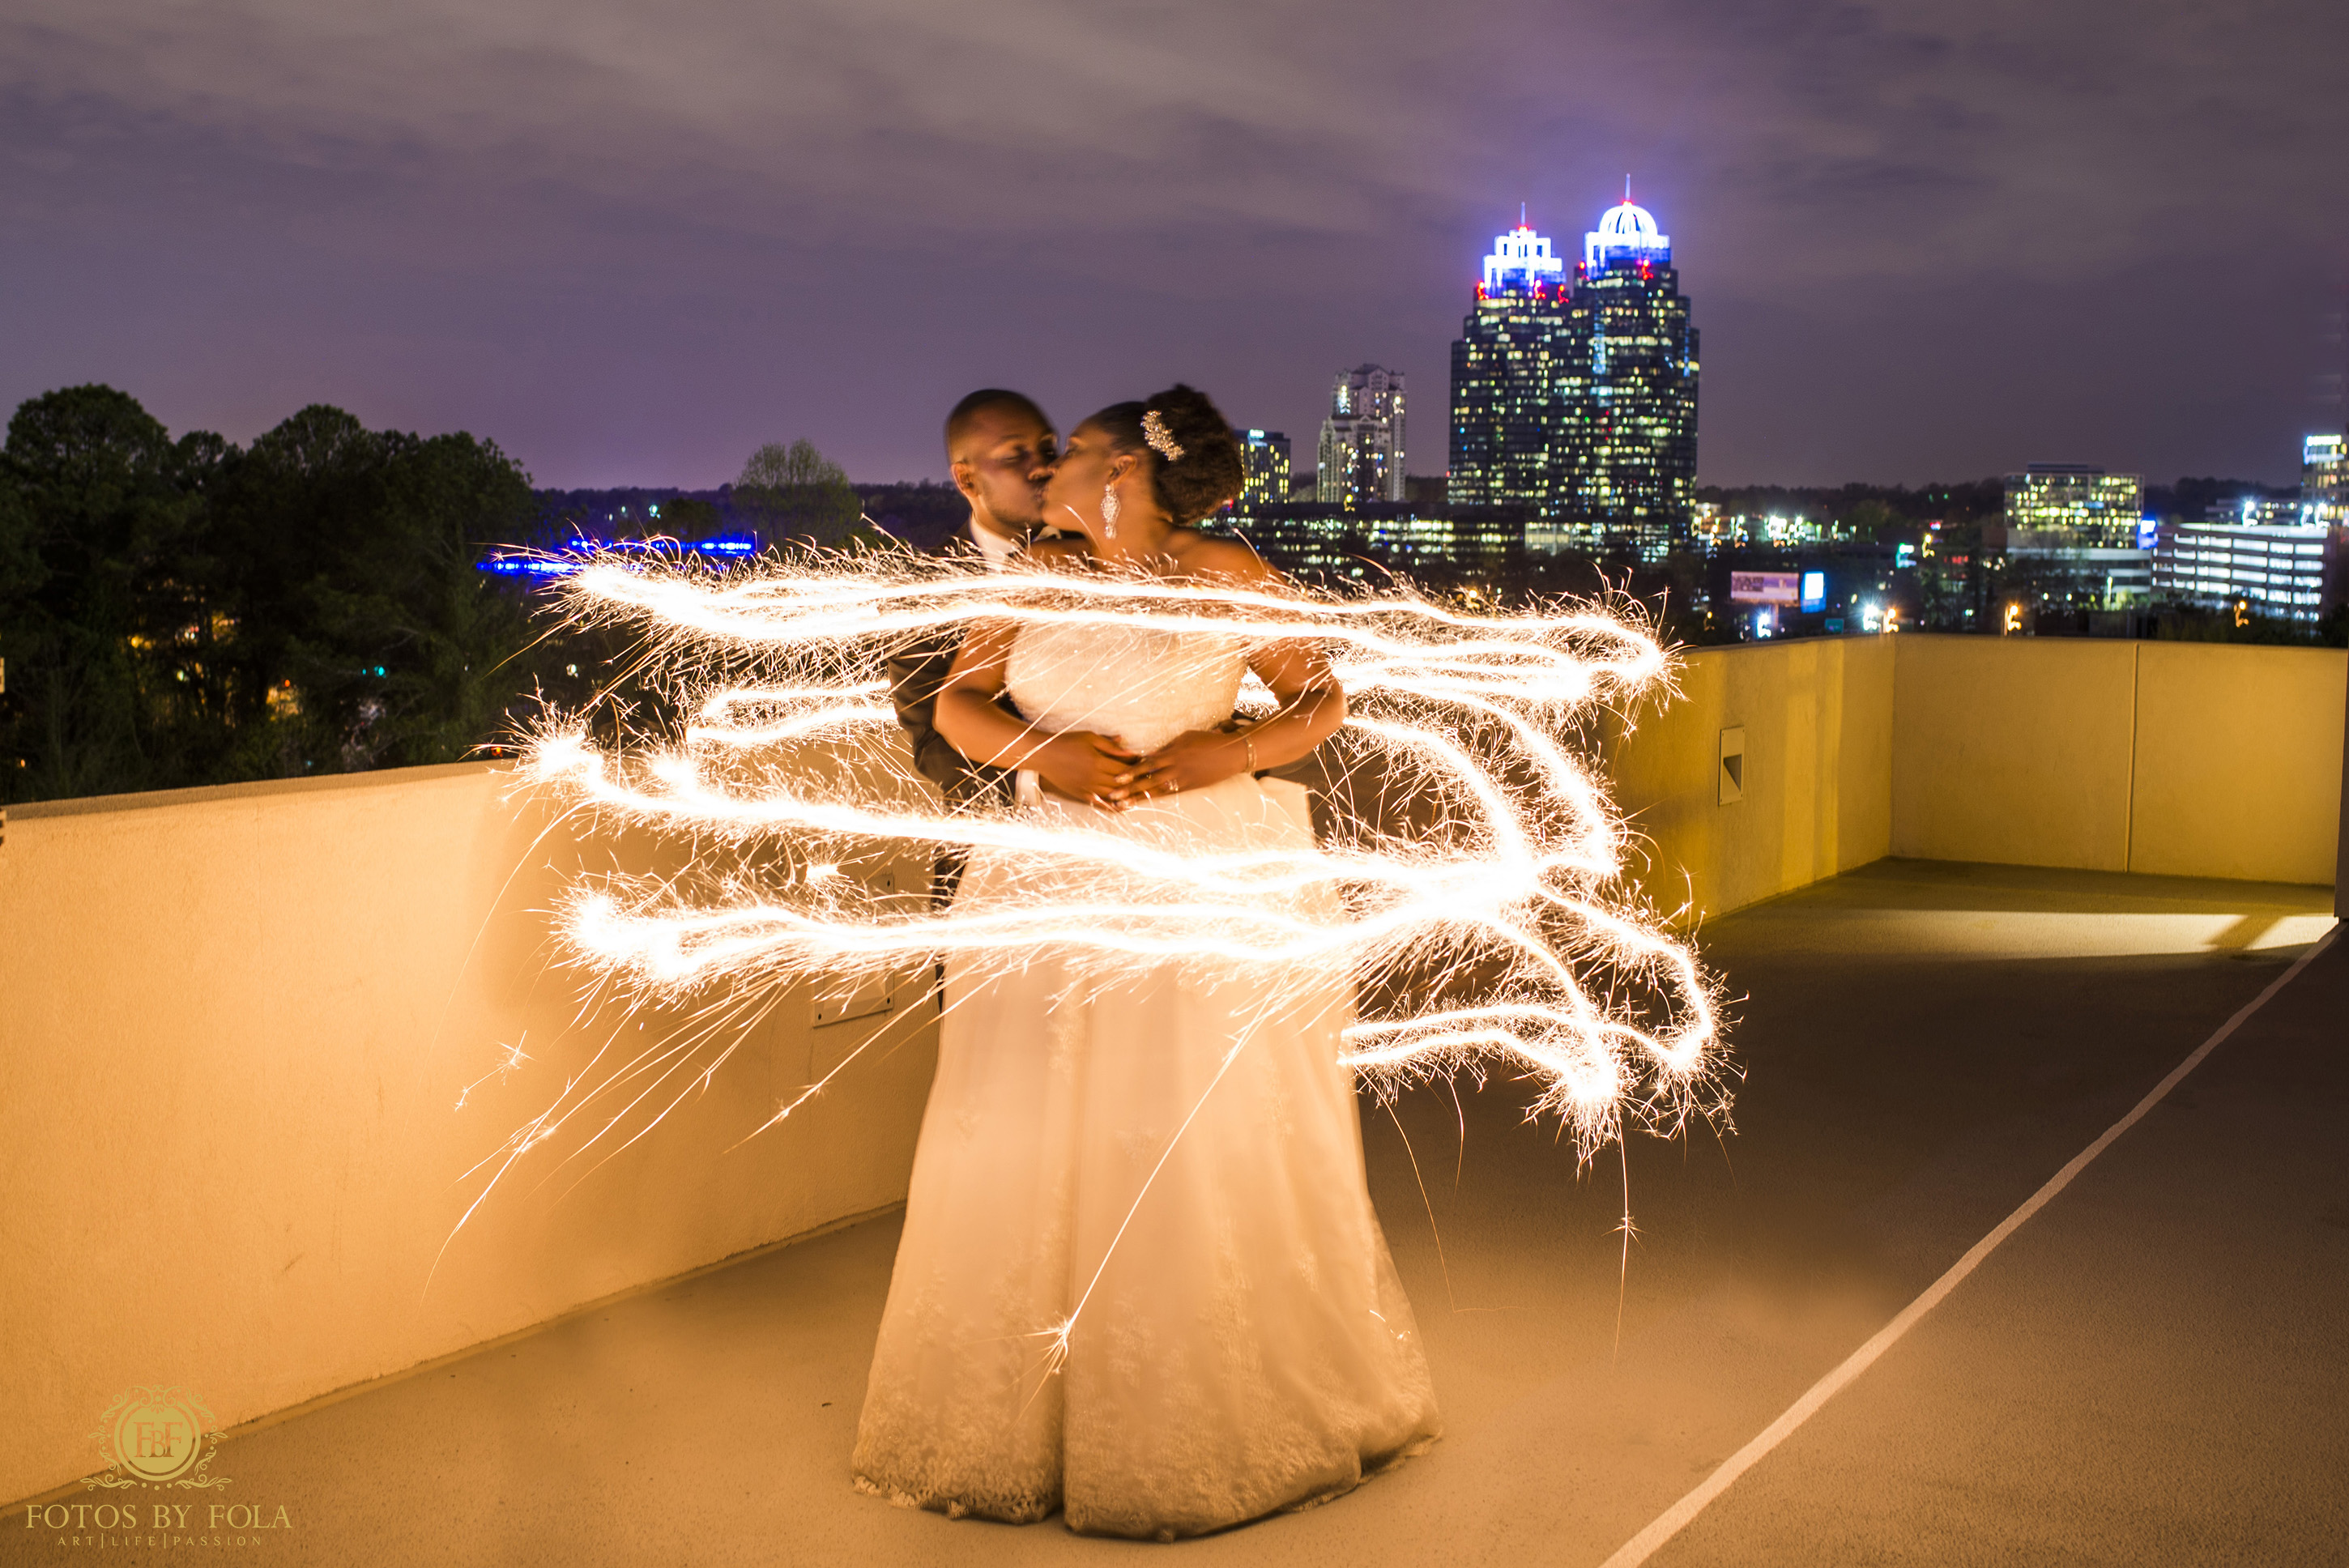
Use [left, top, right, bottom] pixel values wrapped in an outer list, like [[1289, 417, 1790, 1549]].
[[1033, 731, 1145, 807], [1119, 729, 1250, 804]]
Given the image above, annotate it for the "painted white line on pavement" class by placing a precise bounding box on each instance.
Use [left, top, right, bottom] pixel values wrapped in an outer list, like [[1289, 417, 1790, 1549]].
[[1597, 921, 2341, 1568]]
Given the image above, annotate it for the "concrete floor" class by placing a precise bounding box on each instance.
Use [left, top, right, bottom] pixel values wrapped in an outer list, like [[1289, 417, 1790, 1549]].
[[11, 859, 2343, 1566]]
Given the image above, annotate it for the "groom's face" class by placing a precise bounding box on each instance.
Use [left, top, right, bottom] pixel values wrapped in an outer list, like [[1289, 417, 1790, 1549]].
[[950, 407, 1057, 538]]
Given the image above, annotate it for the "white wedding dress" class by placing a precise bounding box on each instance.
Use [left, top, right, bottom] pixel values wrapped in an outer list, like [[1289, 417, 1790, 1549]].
[[852, 620, 1440, 1540]]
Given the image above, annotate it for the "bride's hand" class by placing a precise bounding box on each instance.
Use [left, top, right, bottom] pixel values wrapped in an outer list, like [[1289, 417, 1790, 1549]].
[[1032, 731, 1144, 805], [1120, 729, 1249, 803]]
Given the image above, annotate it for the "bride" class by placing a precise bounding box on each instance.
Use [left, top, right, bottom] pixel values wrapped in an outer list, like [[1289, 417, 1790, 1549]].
[[850, 386, 1439, 1540]]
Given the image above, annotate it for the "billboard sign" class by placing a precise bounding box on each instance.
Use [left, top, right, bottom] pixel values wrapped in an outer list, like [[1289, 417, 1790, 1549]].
[[1729, 571, 1801, 605]]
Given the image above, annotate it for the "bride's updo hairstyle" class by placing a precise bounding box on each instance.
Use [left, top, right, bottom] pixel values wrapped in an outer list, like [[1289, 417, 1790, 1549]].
[[1091, 385, 1246, 527]]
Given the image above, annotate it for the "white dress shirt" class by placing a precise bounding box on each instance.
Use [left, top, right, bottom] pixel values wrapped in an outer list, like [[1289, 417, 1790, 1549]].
[[970, 518, 1022, 572], [966, 516, 1040, 800]]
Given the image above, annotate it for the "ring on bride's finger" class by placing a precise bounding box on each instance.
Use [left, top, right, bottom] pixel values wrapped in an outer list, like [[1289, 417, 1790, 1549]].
[[1168, 778, 1182, 793]]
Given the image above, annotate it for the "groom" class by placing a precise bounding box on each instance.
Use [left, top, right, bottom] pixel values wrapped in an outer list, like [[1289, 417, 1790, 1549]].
[[889, 389, 1058, 901]]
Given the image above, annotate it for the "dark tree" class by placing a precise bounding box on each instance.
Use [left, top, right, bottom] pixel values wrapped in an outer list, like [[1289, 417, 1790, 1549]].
[[0, 386, 550, 802], [659, 496, 724, 538], [733, 439, 880, 548], [219, 405, 540, 773], [0, 386, 212, 799]]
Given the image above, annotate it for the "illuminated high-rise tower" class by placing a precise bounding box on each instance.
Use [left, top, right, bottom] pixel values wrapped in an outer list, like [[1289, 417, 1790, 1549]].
[[1316, 365, 1406, 509], [1233, 428, 1292, 512], [1558, 196, 1699, 554], [1448, 215, 1570, 513], [1448, 194, 1699, 554], [2304, 432, 2347, 525]]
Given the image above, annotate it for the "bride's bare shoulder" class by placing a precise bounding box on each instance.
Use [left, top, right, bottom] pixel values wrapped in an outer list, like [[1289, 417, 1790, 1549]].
[[1171, 532, 1286, 589]]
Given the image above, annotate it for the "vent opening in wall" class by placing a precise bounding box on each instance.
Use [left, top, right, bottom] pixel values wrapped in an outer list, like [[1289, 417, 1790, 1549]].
[[1719, 726, 1746, 806]]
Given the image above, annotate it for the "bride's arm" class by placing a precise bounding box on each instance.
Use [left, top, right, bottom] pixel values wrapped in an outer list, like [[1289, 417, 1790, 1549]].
[[934, 620, 1145, 803], [1236, 637, 1346, 769]]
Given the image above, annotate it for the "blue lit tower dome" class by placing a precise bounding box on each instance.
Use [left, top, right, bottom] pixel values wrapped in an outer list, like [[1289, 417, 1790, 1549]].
[[1583, 198, 1671, 273]]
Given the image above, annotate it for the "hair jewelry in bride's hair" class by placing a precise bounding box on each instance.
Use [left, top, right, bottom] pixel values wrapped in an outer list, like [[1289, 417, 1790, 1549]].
[[1140, 409, 1184, 463], [1090, 387, 1238, 525]]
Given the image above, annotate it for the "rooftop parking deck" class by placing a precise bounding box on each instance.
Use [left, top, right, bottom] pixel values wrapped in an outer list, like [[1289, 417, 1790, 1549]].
[[9, 859, 2338, 1566], [4, 633, 2343, 1562]]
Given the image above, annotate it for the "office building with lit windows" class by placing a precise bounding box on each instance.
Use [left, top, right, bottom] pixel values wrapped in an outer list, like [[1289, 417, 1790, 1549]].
[[2152, 521, 2342, 621], [1557, 199, 1699, 556], [1215, 503, 1514, 589], [2132, 435, 2349, 620], [1448, 217, 1570, 515], [1998, 465, 2152, 604], [1316, 366, 1406, 509], [2002, 465, 2143, 546], [1234, 428, 1291, 511], [2304, 432, 2347, 525], [1448, 198, 1698, 556]]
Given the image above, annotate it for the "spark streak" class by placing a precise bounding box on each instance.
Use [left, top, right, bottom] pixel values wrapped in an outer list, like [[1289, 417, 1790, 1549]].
[[504, 547, 1729, 1173]]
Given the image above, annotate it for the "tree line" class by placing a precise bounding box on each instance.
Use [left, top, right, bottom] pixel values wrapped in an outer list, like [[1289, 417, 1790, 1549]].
[[0, 386, 873, 806]]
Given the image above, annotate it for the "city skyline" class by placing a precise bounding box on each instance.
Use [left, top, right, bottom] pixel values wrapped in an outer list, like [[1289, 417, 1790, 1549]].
[[2, 1, 2344, 490], [1451, 198, 1699, 552]]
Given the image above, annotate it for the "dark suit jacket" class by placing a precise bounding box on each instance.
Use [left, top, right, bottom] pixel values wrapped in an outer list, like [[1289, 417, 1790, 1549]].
[[886, 530, 1018, 814]]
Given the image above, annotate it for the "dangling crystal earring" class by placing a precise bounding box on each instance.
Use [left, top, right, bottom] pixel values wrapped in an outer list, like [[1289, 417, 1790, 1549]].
[[1101, 483, 1120, 539]]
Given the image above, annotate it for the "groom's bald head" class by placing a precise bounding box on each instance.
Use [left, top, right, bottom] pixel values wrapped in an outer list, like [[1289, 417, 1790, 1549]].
[[946, 389, 1055, 539], [944, 389, 1051, 458]]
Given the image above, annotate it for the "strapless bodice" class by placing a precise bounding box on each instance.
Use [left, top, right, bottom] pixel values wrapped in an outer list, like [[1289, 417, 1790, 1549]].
[[1004, 620, 1247, 756]]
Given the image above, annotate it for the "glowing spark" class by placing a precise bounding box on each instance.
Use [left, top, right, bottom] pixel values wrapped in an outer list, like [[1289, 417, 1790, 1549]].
[[449, 546, 1731, 1310], [454, 1033, 532, 1112], [501, 547, 1728, 1171], [1614, 1140, 1639, 1361]]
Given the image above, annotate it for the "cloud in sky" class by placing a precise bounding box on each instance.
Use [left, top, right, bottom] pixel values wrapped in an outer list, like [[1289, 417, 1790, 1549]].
[[2, 0, 2343, 488]]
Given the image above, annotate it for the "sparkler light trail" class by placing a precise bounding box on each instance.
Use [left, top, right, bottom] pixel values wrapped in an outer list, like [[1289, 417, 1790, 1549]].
[[501, 547, 1731, 1189]]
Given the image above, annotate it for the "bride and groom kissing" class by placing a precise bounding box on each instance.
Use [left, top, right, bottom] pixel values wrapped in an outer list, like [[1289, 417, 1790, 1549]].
[[855, 382, 1439, 1540]]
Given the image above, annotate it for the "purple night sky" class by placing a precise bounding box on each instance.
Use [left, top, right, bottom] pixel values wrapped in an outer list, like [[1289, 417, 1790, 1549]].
[[3, 0, 2344, 490]]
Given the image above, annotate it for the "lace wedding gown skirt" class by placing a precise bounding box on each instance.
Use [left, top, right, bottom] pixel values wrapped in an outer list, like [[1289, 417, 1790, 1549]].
[[851, 622, 1439, 1540]]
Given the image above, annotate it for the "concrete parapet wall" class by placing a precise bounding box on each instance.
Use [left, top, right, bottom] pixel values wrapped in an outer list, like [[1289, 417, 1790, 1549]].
[[0, 633, 2338, 1504], [0, 761, 937, 1505], [1885, 637, 2343, 886], [2129, 641, 2345, 884], [1606, 636, 1895, 920], [1889, 637, 2141, 872], [1610, 635, 2342, 927]]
